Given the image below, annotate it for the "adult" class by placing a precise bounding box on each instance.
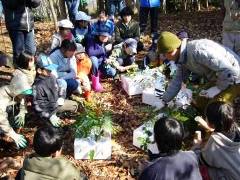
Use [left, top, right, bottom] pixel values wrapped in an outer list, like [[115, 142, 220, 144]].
[[1, 0, 41, 64], [157, 31, 240, 112], [222, 0, 240, 56]]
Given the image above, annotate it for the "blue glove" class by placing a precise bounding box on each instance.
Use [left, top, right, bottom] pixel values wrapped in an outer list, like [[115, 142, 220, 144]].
[[14, 111, 26, 127], [12, 133, 28, 149], [50, 114, 61, 127]]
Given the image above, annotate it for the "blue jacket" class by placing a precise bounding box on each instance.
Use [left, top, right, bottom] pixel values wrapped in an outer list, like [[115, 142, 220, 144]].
[[91, 20, 115, 36], [140, 0, 161, 7]]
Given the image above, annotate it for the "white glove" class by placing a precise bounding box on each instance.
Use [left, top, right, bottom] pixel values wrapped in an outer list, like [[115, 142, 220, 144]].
[[199, 86, 221, 98], [50, 114, 61, 127], [105, 44, 113, 52], [11, 133, 27, 149], [57, 97, 65, 106]]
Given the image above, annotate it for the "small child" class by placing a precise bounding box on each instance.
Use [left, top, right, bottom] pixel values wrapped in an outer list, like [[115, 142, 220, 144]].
[[139, 117, 202, 180], [74, 11, 91, 44], [198, 102, 240, 179], [17, 126, 87, 179], [106, 38, 138, 72], [75, 44, 92, 101], [91, 10, 115, 37], [0, 52, 35, 148], [50, 19, 74, 51]]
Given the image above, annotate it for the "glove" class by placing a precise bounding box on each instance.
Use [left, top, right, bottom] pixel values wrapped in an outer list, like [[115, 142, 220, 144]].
[[75, 34, 84, 43], [199, 86, 221, 98], [50, 114, 61, 127], [12, 133, 28, 149], [14, 111, 26, 128], [57, 97, 65, 106]]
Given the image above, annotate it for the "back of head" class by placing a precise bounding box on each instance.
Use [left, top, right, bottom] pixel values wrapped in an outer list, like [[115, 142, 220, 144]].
[[16, 51, 33, 69], [205, 101, 236, 133], [33, 126, 63, 157], [154, 117, 184, 154], [120, 6, 133, 19], [61, 39, 77, 52]]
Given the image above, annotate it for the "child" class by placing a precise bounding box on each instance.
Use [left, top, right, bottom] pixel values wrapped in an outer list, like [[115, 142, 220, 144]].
[[156, 31, 240, 112], [139, 0, 160, 36], [50, 19, 74, 51], [33, 55, 78, 127], [17, 126, 87, 179], [0, 53, 34, 148], [106, 38, 138, 72], [199, 102, 240, 179], [139, 117, 202, 180], [75, 44, 92, 101], [91, 10, 115, 37], [50, 39, 79, 97], [115, 7, 143, 51], [85, 31, 117, 92], [107, 0, 126, 20], [74, 11, 91, 44]]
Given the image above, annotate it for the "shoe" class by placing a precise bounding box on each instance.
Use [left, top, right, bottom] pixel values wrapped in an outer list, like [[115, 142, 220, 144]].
[[91, 73, 103, 92]]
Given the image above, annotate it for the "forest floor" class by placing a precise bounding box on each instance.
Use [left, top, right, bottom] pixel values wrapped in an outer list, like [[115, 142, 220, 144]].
[[0, 10, 230, 180]]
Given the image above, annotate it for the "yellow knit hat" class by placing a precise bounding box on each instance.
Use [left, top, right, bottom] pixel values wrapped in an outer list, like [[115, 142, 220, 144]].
[[157, 31, 181, 54]]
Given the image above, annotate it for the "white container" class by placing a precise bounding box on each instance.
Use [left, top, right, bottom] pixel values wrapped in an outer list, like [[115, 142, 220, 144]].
[[142, 88, 165, 109], [74, 132, 111, 159], [133, 123, 159, 154], [121, 75, 144, 96]]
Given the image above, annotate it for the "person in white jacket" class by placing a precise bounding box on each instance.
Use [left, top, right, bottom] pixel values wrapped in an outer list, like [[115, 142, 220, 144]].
[[200, 101, 240, 180]]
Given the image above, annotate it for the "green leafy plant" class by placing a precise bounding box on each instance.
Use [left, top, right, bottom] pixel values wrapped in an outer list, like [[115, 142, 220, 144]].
[[74, 103, 112, 141], [88, 150, 95, 160]]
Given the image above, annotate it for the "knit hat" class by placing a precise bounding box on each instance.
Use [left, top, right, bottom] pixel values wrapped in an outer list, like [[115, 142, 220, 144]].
[[157, 31, 181, 54], [58, 19, 74, 29], [75, 11, 91, 21], [76, 43, 85, 54]]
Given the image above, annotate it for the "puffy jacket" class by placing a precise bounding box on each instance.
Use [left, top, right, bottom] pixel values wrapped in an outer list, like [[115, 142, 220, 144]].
[[163, 39, 240, 102], [91, 19, 115, 36], [223, 0, 240, 32], [140, 0, 161, 7], [76, 55, 92, 78], [2, 0, 41, 31]]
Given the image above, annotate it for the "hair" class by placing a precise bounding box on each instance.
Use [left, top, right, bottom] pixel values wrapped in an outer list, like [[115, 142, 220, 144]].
[[205, 101, 237, 133], [15, 51, 34, 69], [33, 126, 63, 157], [154, 117, 184, 154], [120, 6, 134, 19], [60, 39, 77, 51]]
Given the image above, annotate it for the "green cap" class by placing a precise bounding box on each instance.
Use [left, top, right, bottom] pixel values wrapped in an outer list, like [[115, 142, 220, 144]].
[[157, 31, 181, 54], [21, 89, 33, 95]]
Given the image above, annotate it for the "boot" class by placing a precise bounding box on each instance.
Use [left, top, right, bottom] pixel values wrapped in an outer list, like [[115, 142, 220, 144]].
[[83, 91, 92, 102], [91, 74, 103, 92]]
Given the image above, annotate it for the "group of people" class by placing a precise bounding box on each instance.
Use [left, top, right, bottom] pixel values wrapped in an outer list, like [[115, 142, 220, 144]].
[[1, 0, 240, 179]]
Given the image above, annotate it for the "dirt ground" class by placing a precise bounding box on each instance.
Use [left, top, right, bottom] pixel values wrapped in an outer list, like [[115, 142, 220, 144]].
[[0, 10, 231, 180]]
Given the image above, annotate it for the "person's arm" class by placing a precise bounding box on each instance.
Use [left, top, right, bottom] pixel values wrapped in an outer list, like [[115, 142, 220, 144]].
[[61, 56, 77, 80], [86, 40, 105, 57], [162, 64, 191, 102], [133, 22, 140, 42], [115, 25, 124, 44]]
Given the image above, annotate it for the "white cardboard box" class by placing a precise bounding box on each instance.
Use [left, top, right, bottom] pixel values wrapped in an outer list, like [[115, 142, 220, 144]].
[[121, 75, 144, 96], [133, 123, 159, 154], [74, 132, 111, 159], [142, 88, 165, 109]]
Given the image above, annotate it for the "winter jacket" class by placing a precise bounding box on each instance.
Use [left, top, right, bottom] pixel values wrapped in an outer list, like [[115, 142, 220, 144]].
[[1, 0, 41, 31], [223, 0, 240, 32], [49, 49, 77, 80], [91, 19, 115, 36], [200, 129, 240, 180], [162, 38, 240, 103], [76, 55, 92, 78], [20, 153, 86, 180], [115, 20, 140, 44], [50, 32, 74, 51], [139, 151, 202, 180], [85, 36, 107, 61], [0, 69, 32, 140], [140, 0, 161, 7], [32, 75, 58, 119]]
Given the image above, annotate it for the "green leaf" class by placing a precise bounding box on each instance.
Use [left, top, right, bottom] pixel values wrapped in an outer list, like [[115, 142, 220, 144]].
[[88, 150, 95, 160]]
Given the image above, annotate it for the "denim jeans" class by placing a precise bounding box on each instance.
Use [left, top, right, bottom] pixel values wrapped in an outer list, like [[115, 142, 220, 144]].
[[107, 0, 126, 17], [90, 56, 116, 78], [57, 78, 78, 97], [65, 0, 80, 22], [139, 7, 159, 34], [8, 30, 36, 63]]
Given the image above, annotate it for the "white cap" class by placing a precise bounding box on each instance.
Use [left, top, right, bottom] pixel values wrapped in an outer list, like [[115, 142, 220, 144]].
[[58, 19, 74, 29], [75, 11, 91, 21]]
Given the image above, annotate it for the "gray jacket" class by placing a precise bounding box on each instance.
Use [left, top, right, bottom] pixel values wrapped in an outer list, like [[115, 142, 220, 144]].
[[163, 39, 240, 102], [2, 0, 41, 31]]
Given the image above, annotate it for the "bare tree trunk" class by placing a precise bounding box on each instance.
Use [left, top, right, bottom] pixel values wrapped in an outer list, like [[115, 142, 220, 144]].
[[205, 0, 209, 10], [162, 0, 166, 14], [48, 0, 58, 31], [59, 0, 67, 19]]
